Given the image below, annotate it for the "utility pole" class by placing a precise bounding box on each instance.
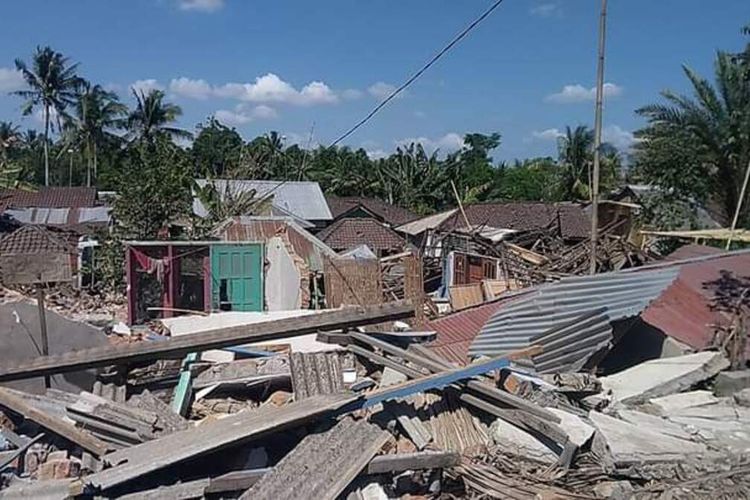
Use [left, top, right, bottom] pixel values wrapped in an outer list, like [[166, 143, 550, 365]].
[[589, 0, 608, 274]]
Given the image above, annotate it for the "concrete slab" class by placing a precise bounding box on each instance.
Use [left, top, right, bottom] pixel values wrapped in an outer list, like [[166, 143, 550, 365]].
[[0, 301, 108, 394], [600, 352, 729, 405], [488, 418, 558, 464], [648, 390, 721, 416], [589, 411, 708, 465], [616, 409, 694, 441], [546, 408, 595, 447], [714, 370, 750, 397]]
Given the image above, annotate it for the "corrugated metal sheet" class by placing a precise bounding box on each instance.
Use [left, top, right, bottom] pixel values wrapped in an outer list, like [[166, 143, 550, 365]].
[[396, 209, 458, 236], [193, 180, 332, 221], [469, 267, 680, 357], [216, 216, 337, 272], [528, 308, 613, 374], [5, 207, 111, 226], [425, 298, 519, 365]]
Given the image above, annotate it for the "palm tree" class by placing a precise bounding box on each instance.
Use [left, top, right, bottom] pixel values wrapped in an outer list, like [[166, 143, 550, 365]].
[[0, 121, 21, 164], [557, 125, 594, 200], [637, 51, 750, 224], [127, 89, 191, 143], [63, 83, 127, 186], [13, 46, 84, 186]]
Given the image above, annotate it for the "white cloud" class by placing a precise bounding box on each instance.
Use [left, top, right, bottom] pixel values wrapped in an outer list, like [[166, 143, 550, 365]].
[[531, 128, 564, 141], [130, 79, 164, 94], [214, 73, 338, 105], [368, 81, 399, 100], [341, 88, 364, 100], [366, 149, 388, 160], [178, 0, 224, 12], [396, 132, 464, 154], [530, 3, 561, 17], [214, 104, 278, 126], [603, 125, 635, 151], [545, 82, 623, 103], [0, 67, 25, 92], [169, 77, 213, 99]]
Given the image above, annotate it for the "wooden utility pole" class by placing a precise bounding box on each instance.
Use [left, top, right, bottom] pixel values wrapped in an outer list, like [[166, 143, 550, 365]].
[[726, 159, 750, 250], [589, 0, 608, 274], [36, 286, 51, 389]]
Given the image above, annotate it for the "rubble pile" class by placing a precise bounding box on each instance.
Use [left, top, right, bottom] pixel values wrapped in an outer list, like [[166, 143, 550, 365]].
[[0, 297, 747, 499]]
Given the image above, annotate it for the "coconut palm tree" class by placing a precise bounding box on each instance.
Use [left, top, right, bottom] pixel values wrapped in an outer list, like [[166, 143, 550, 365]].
[[127, 89, 191, 143], [636, 50, 750, 224], [63, 83, 127, 186], [557, 125, 594, 200], [0, 121, 21, 164], [13, 46, 84, 186]]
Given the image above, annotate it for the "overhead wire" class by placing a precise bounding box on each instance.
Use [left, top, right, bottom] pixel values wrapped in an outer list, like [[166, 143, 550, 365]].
[[329, 0, 507, 147]]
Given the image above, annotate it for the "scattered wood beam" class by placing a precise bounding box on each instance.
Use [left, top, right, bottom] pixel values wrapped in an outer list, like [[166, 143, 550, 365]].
[[366, 451, 459, 474], [0, 388, 109, 457], [0, 301, 414, 382]]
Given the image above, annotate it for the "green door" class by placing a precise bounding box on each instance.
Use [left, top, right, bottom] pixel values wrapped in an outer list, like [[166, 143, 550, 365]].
[[210, 244, 263, 312]]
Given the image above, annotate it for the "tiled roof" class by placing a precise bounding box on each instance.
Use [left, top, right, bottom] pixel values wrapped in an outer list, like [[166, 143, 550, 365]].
[[325, 196, 419, 226], [316, 218, 406, 252], [0, 187, 97, 210], [0, 225, 77, 255], [439, 202, 590, 240]]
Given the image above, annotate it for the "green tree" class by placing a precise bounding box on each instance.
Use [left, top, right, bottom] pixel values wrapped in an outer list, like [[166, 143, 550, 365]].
[[634, 47, 750, 226], [0, 121, 21, 165], [13, 46, 84, 186], [557, 125, 594, 200], [488, 157, 561, 201], [63, 83, 127, 186], [112, 137, 193, 239], [127, 89, 191, 144], [375, 143, 446, 214], [191, 118, 243, 177], [446, 133, 501, 203]]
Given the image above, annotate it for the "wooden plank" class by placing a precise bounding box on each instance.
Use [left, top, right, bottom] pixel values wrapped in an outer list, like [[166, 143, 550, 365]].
[[366, 451, 459, 474], [351, 333, 556, 422], [171, 353, 197, 417], [0, 388, 109, 456], [0, 433, 45, 471], [83, 394, 356, 493], [0, 301, 414, 382], [205, 468, 271, 494], [347, 345, 426, 379]]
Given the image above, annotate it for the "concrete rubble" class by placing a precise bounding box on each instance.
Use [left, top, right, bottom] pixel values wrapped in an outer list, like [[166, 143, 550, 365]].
[[0, 267, 749, 499]]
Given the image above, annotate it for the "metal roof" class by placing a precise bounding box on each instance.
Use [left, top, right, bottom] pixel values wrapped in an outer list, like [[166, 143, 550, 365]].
[[193, 179, 332, 221], [5, 207, 111, 226], [396, 209, 458, 236], [469, 266, 681, 358]]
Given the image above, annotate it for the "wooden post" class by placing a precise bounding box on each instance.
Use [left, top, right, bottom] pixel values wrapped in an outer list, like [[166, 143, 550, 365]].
[[36, 286, 51, 389], [726, 159, 750, 250]]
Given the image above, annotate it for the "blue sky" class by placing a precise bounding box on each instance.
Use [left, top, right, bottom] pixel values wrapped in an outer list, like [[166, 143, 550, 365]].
[[0, 0, 748, 162]]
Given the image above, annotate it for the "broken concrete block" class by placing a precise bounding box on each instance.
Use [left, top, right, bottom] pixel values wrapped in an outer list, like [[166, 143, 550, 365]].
[[615, 409, 693, 441], [648, 390, 720, 415], [380, 367, 408, 387], [600, 352, 729, 405], [546, 408, 595, 447], [714, 370, 750, 397], [593, 480, 634, 500], [489, 418, 558, 464], [45, 450, 68, 462], [733, 388, 750, 407], [589, 411, 708, 465]]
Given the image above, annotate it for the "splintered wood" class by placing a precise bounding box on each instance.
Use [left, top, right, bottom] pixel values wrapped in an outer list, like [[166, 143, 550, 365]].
[[324, 258, 382, 309]]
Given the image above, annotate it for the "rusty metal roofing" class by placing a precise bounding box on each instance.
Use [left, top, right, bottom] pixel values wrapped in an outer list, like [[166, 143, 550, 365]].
[[5, 206, 111, 227], [0, 187, 97, 210], [469, 267, 681, 358], [639, 248, 750, 352], [317, 218, 407, 252], [214, 216, 337, 272], [425, 297, 520, 365]]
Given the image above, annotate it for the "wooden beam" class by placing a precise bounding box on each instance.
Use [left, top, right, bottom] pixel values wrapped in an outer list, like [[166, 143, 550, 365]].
[[205, 468, 271, 494], [0, 301, 415, 383], [0, 388, 109, 456], [347, 345, 426, 379], [366, 451, 459, 474]]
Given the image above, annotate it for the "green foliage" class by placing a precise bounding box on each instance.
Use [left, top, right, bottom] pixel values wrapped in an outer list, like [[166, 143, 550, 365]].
[[191, 118, 243, 177], [127, 89, 191, 144], [489, 157, 561, 201], [112, 138, 193, 239], [634, 46, 750, 226]]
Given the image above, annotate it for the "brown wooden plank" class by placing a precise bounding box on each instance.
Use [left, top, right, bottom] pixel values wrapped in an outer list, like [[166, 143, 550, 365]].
[[0, 388, 109, 456], [0, 301, 414, 382], [366, 451, 459, 474]]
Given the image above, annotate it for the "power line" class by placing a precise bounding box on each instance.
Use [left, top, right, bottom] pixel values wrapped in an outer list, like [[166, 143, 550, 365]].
[[330, 0, 507, 147]]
